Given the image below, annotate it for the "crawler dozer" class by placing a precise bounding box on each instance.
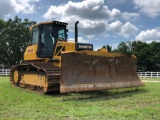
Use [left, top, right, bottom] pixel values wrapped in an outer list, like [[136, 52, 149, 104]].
[[10, 21, 144, 93]]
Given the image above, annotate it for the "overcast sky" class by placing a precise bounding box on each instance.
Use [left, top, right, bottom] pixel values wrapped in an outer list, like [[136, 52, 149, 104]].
[[0, 0, 160, 49]]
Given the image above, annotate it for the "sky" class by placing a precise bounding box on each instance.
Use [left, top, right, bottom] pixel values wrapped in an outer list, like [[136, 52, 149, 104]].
[[0, 0, 160, 50]]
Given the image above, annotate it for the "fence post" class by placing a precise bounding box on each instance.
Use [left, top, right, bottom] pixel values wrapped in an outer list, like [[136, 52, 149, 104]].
[[6, 69, 7, 76]]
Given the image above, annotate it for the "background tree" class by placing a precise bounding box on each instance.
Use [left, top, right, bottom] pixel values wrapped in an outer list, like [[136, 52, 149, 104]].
[[0, 19, 6, 64], [131, 41, 151, 71], [113, 41, 133, 55], [114, 41, 160, 71], [0, 16, 36, 67], [148, 41, 160, 71]]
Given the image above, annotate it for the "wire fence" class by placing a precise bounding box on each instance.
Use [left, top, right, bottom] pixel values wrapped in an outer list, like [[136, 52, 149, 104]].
[[0, 69, 160, 78]]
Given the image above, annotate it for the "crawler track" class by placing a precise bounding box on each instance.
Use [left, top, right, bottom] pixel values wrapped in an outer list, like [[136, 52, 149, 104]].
[[10, 62, 61, 93]]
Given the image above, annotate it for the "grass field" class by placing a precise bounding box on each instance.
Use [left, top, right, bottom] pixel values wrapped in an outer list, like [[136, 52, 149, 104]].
[[140, 78, 160, 81], [0, 77, 160, 120]]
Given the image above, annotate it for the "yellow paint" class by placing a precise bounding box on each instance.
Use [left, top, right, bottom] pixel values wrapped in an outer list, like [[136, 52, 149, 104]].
[[99, 48, 108, 52], [76, 51, 126, 57], [132, 54, 137, 59], [14, 70, 19, 83], [20, 74, 47, 87], [53, 40, 76, 67], [24, 44, 46, 61]]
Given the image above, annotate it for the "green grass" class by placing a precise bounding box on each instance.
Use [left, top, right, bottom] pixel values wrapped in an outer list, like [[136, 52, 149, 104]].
[[0, 77, 160, 120], [140, 78, 160, 81]]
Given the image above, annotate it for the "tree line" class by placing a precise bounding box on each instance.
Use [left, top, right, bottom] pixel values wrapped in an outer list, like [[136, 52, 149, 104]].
[[102, 41, 160, 72], [0, 16, 36, 67], [0, 17, 160, 71]]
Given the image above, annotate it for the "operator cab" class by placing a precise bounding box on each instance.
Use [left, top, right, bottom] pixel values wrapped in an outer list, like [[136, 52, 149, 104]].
[[31, 21, 68, 58]]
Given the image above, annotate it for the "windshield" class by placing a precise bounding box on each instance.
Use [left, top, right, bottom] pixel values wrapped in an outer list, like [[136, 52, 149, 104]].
[[41, 25, 54, 44]]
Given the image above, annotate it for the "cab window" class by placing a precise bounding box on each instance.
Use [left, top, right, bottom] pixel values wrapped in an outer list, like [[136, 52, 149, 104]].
[[32, 29, 39, 44], [58, 28, 65, 40]]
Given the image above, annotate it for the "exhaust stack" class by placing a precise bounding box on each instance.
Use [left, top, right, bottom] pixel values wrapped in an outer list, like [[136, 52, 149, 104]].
[[75, 21, 79, 43]]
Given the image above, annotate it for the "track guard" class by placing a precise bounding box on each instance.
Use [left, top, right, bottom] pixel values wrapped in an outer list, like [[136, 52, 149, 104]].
[[60, 51, 144, 93]]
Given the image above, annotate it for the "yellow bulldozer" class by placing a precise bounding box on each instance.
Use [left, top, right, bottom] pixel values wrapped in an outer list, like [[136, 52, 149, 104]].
[[10, 21, 144, 93]]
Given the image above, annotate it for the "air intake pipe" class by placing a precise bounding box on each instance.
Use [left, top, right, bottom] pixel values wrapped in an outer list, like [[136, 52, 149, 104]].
[[75, 21, 79, 43]]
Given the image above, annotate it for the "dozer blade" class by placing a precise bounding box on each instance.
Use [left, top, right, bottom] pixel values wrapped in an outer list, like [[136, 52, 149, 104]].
[[60, 51, 144, 93]]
